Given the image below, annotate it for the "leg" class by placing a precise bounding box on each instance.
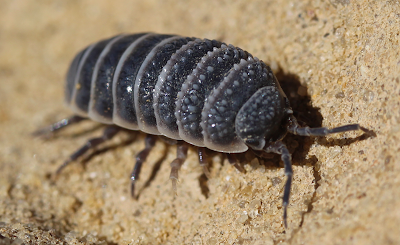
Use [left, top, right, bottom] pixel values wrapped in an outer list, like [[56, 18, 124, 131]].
[[227, 153, 245, 173], [264, 141, 292, 228], [157, 135, 178, 145], [130, 135, 157, 197], [33, 115, 86, 137], [56, 125, 120, 174], [169, 142, 189, 194], [287, 115, 367, 136], [198, 148, 211, 178]]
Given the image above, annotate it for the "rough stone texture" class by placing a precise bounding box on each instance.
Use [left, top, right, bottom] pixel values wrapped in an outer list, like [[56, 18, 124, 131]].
[[0, 1, 399, 244]]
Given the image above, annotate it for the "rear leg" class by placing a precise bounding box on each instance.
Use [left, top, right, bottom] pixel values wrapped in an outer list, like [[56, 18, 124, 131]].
[[130, 135, 157, 197], [33, 115, 86, 137], [56, 125, 120, 174]]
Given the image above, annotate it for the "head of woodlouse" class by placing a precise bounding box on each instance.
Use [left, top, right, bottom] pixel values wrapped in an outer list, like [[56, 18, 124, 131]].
[[235, 85, 291, 150]]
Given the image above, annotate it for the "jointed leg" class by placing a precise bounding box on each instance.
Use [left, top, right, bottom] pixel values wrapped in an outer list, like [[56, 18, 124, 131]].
[[264, 141, 292, 228], [157, 135, 178, 145], [272, 116, 367, 228], [56, 125, 120, 174], [130, 135, 157, 197], [33, 115, 86, 137], [169, 142, 189, 193], [227, 153, 245, 173], [287, 115, 367, 136], [198, 148, 211, 178]]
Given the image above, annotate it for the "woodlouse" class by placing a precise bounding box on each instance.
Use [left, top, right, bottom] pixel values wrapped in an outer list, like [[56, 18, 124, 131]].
[[35, 33, 367, 228]]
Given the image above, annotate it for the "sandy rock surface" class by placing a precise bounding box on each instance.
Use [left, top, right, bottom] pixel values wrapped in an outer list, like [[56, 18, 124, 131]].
[[0, 1, 399, 244]]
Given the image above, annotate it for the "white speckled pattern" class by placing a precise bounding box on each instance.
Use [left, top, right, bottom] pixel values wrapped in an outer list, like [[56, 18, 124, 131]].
[[64, 33, 280, 153]]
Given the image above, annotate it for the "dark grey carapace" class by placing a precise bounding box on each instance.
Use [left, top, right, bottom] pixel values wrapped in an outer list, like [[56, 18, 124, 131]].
[[36, 33, 366, 228]]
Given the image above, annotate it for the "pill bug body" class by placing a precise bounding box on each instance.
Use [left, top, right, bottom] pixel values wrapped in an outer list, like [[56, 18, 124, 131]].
[[38, 32, 366, 228], [65, 33, 286, 153]]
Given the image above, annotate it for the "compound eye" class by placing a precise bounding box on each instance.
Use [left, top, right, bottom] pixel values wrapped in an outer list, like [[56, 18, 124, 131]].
[[245, 138, 265, 150]]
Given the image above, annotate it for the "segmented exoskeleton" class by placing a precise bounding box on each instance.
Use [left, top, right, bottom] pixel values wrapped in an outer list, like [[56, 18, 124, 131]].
[[36, 33, 367, 228]]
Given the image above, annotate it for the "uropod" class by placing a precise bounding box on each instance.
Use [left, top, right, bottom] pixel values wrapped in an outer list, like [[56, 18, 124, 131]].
[[35, 33, 368, 228]]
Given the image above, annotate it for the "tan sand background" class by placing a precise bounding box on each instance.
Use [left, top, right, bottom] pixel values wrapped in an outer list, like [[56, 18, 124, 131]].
[[0, 1, 399, 244]]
